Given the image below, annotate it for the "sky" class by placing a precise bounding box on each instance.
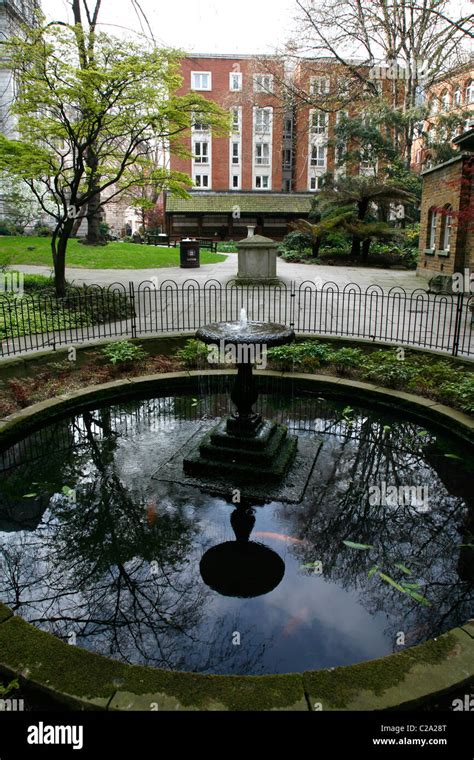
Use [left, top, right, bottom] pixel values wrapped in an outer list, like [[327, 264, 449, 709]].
[[41, 0, 296, 54]]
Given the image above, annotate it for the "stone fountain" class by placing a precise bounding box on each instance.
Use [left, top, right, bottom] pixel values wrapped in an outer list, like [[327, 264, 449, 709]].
[[183, 310, 298, 482]]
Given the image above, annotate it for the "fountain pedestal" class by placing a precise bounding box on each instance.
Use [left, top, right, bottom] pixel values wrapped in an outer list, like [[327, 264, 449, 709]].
[[183, 320, 297, 483]]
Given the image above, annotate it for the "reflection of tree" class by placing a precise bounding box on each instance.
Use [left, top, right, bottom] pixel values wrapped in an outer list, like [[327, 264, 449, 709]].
[[281, 409, 473, 649], [0, 406, 270, 674]]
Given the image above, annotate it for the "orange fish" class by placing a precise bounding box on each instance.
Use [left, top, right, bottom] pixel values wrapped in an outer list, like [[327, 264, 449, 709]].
[[146, 501, 157, 526], [282, 608, 310, 638], [254, 531, 308, 546]]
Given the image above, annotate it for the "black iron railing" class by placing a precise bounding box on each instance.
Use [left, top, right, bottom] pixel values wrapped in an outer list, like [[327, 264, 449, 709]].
[[1, 279, 473, 359]]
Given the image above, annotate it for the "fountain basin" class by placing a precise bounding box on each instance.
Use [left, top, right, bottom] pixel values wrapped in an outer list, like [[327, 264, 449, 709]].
[[197, 321, 295, 348]]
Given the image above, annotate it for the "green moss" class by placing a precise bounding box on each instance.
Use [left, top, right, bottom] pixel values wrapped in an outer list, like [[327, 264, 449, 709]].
[[304, 632, 457, 709], [0, 603, 13, 624], [0, 615, 305, 711]]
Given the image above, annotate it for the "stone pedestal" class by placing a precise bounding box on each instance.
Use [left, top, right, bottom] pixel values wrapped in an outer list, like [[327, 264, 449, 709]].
[[236, 234, 279, 283]]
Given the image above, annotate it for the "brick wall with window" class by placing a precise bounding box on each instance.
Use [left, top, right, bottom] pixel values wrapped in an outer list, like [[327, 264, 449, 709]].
[[418, 154, 474, 278]]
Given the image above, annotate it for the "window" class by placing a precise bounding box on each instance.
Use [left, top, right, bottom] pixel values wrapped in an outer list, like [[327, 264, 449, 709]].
[[192, 113, 209, 131], [454, 89, 462, 106], [232, 142, 240, 165], [310, 176, 320, 191], [194, 141, 209, 164], [441, 89, 450, 110], [231, 108, 240, 133], [255, 175, 269, 189], [431, 99, 439, 114], [465, 80, 474, 104], [254, 74, 273, 93], [310, 110, 327, 134], [310, 77, 330, 95], [194, 174, 209, 188], [282, 147, 292, 169], [428, 208, 438, 249], [255, 108, 271, 132], [229, 72, 242, 91], [310, 145, 326, 167], [283, 118, 293, 138], [191, 72, 211, 91], [284, 179, 292, 192], [441, 206, 452, 251], [232, 174, 240, 189], [255, 142, 270, 165]]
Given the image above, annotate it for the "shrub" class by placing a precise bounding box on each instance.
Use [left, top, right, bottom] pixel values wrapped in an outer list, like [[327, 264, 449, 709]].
[[217, 241, 238, 252], [360, 350, 419, 388], [176, 339, 209, 368], [0, 221, 17, 236], [0, 680, 19, 699], [280, 250, 313, 263], [34, 222, 52, 237], [280, 230, 313, 254], [102, 340, 148, 367], [267, 341, 333, 371], [329, 347, 364, 375], [439, 376, 474, 415]]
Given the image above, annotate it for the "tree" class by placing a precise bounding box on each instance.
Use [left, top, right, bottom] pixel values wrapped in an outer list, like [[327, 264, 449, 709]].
[[308, 176, 416, 259], [0, 23, 228, 295], [290, 0, 473, 166]]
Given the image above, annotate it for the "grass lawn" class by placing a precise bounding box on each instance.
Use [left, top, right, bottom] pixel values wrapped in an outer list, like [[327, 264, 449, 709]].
[[0, 236, 227, 269]]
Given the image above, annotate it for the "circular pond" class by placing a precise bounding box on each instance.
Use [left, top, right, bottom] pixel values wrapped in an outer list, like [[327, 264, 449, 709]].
[[0, 375, 472, 676]]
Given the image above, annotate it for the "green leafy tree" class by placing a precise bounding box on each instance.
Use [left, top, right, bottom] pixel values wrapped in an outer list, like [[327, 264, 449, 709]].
[[0, 23, 228, 295]]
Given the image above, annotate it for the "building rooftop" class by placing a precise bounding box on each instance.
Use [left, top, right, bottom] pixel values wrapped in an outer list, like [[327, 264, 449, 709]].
[[166, 193, 314, 214]]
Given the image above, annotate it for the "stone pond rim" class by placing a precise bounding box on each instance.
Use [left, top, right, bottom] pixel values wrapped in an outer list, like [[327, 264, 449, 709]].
[[196, 321, 295, 347]]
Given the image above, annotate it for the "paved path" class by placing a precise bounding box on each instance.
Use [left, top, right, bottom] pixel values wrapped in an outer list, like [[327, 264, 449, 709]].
[[13, 255, 424, 291]]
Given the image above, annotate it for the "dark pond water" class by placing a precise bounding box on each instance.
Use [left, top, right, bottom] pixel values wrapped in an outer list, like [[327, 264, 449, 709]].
[[0, 378, 472, 675]]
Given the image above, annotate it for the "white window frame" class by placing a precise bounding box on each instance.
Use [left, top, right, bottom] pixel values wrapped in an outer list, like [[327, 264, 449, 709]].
[[194, 174, 209, 188], [229, 72, 242, 91], [191, 71, 212, 91], [255, 142, 270, 166], [310, 144, 326, 168], [253, 74, 274, 93], [310, 110, 327, 135], [310, 76, 330, 96], [441, 90, 450, 110], [442, 208, 452, 251], [232, 141, 240, 165], [429, 209, 438, 249], [255, 175, 269, 189], [232, 174, 240, 189], [282, 147, 292, 169], [465, 80, 474, 104], [454, 89, 462, 106], [254, 107, 271, 133], [193, 140, 209, 164]]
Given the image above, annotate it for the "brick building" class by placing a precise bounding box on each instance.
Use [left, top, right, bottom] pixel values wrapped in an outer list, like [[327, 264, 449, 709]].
[[166, 53, 314, 239], [411, 60, 474, 172], [417, 129, 473, 283]]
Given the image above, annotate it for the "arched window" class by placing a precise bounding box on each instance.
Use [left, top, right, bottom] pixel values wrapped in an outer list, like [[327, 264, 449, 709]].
[[427, 207, 438, 249], [454, 88, 462, 106], [465, 80, 474, 104], [441, 205, 453, 251], [441, 89, 450, 110]]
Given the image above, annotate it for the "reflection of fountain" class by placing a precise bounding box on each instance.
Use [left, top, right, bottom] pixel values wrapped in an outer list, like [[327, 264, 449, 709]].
[[200, 502, 285, 597], [183, 313, 297, 481]]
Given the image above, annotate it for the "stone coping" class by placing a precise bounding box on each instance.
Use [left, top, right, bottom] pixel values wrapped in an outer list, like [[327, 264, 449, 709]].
[[0, 372, 472, 711]]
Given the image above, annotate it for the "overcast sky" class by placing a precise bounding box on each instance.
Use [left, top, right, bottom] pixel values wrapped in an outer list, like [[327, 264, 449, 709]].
[[41, 0, 295, 54]]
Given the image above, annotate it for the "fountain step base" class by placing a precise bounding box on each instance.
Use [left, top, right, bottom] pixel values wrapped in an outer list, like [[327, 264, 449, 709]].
[[152, 425, 322, 504], [198, 420, 290, 466], [184, 426, 297, 480]]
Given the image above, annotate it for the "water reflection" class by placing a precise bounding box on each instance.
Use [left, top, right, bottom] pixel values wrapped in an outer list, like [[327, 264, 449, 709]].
[[0, 387, 472, 675]]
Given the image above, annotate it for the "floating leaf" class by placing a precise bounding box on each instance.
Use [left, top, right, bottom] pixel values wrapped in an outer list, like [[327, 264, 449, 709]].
[[404, 589, 431, 606], [394, 563, 412, 575], [383, 425, 391, 434], [22, 493, 37, 498], [368, 565, 379, 578], [400, 581, 420, 589], [458, 543, 474, 549], [300, 562, 320, 569], [343, 540, 374, 550], [378, 572, 407, 594], [444, 453, 462, 461], [61, 486, 72, 495], [417, 430, 428, 437]]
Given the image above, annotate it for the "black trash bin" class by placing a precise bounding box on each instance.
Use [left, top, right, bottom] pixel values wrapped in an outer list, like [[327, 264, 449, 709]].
[[180, 238, 200, 268]]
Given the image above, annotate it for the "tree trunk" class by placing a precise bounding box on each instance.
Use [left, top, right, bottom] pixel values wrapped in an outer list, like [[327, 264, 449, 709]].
[[362, 238, 371, 262], [350, 236, 361, 258], [52, 218, 74, 296], [86, 146, 103, 244], [311, 237, 321, 258]]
